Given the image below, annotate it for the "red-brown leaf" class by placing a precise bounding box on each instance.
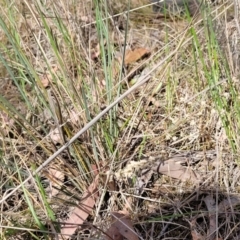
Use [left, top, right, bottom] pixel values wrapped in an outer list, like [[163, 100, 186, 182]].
[[105, 211, 139, 240], [152, 156, 200, 183], [124, 48, 149, 65], [60, 176, 99, 239]]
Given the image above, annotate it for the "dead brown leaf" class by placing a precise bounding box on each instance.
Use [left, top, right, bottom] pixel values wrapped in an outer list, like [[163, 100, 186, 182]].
[[60, 176, 99, 239], [105, 225, 124, 240], [105, 211, 139, 240], [203, 195, 216, 240], [189, 218, 205, 240], [124, 48, 149, 65], [100, 172, 117, 192], [152, 156, 200, 183], [218, 195, 240, 212], [191, 230, 205, 240]]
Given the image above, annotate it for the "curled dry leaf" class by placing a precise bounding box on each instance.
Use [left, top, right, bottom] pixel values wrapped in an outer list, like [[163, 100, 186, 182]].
[[60, 175, 99, 239], [105, 211, 139, 240], [124, 48, 149, 65]]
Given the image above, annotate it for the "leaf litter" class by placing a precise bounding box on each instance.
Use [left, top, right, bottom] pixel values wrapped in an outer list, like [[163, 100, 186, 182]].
[[105, 211, 139, 240], [60, 175, 99, 239]]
